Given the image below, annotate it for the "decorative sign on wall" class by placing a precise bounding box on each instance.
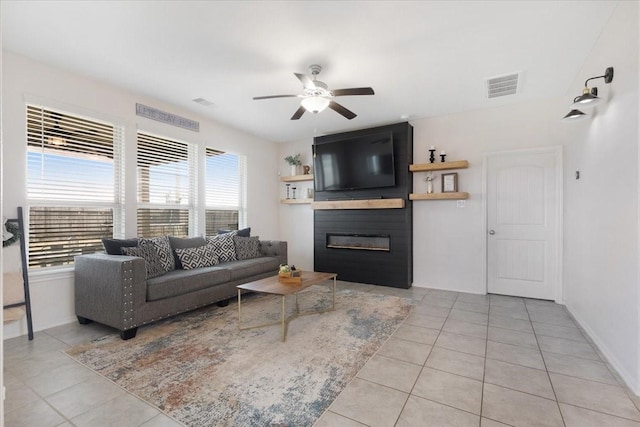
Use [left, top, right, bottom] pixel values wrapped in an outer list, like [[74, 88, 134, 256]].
[[135, 103, 199, 132]]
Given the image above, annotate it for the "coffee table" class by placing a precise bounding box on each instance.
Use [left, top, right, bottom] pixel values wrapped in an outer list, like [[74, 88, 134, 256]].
[[236, 271, 337, 342]]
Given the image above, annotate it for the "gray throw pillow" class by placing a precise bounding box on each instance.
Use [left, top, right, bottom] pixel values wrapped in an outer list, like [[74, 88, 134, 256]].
[[206, 232, 237, 262], [175, 245, 219, 270], [139, 236, 174, 274], [233, 236, 261, 260], [122, 243, 165, 279], [101, 238, 138, 255], [217, 227, 251, 237]]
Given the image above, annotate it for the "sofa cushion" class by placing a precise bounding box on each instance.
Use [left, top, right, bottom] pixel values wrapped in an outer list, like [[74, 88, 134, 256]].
[[139, 236, 174, 273], [222, 257, 281, 281], [122, 243, 166, 279], [218, 227, 251, 237], [146, 267, 231, 301], [175, 245, 219, 270], [102, 238, 138, 255], [206, 233, 237, 262], [234, 236, 261, 260], [169, 236, 207, 269]]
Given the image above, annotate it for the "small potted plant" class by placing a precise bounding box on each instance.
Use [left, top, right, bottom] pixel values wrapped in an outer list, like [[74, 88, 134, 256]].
[[284, 153, 302, 176]]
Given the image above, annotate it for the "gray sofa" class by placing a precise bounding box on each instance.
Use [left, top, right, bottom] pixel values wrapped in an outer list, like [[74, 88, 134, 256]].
[[74, 238, 287, 339]]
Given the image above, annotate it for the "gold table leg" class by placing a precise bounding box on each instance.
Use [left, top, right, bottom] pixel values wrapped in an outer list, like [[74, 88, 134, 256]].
[[237, 288, 242, 329], [237, 274, 338, 342], [332, 276, 336, 310], [281, 295, 287, 342]]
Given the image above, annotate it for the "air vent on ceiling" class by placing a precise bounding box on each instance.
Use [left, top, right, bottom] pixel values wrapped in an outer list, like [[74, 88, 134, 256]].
[[486, 72, 520, 98], [193, 97, 215, 107]]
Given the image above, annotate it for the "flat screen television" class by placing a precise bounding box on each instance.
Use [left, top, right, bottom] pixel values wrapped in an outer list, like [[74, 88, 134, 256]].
[[313, 131, 395, 192]]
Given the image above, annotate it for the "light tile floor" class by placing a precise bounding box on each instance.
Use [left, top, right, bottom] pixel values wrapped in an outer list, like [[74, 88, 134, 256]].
[[3, 283, 640, 427], [316, 286, 640, 427]]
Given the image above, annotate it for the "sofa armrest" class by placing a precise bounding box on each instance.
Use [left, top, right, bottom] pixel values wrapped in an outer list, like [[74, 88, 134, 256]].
[[259, 240, 287, 266], [74, 253, 147, 331]]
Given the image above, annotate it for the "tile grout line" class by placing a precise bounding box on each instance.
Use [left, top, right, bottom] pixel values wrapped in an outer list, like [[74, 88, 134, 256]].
[[392, 288, 441, 427], [5, 331, 79, 425], [523, 299, 567, 427], [481, 295, 518, 427], [479, 293, 490, 426]]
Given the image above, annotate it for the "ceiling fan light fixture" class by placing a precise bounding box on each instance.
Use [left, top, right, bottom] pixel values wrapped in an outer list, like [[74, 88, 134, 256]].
[[301, 97, 330, 114]]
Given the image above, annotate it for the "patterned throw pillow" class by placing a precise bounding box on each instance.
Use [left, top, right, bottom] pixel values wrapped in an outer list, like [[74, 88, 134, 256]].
[[206, 232, 237, 263], [175, 245, 219, 270], [233, 236, 261, 260], [168, 236, 207, 269], [139, 236, 175, 274], [122, 243, 166, 279]]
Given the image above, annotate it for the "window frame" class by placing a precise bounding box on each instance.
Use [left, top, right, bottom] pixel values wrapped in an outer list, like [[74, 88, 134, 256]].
[[135, 131, 197, 238], [204, 147, 247, 235], [25, 103, 125, 270]]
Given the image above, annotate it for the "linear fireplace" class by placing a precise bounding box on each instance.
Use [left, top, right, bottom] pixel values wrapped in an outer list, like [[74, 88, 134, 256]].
[[313, 122, 413, 289], [326, 233, 390, 252]]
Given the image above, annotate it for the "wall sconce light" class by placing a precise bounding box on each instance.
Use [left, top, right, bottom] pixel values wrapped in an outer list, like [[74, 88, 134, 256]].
[[562, 109, 588, 121], [562, 66, 614, 122]]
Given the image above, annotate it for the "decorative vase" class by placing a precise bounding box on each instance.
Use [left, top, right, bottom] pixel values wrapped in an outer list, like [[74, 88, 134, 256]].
[[290, 165, 299, 176], [427, 180, 433, 194]]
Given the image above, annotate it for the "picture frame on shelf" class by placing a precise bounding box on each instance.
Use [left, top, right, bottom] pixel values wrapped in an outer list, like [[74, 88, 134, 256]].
[[442, 172, 458, 193]]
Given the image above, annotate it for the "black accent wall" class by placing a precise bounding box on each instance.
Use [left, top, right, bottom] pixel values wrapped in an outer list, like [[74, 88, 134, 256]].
[[313, 122, 413, 288]]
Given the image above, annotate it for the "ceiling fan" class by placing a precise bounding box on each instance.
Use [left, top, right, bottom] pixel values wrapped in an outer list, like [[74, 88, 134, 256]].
[[253, 64, 375, 120]]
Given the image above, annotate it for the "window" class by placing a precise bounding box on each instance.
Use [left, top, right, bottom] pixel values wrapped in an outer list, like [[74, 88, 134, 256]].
[[26, 105, 124, 268], [136, 132, 196, 237], [205, 148, 245, 235]]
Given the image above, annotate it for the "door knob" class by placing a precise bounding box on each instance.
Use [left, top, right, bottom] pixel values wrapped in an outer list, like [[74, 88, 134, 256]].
[[489, 229, 495, 235]]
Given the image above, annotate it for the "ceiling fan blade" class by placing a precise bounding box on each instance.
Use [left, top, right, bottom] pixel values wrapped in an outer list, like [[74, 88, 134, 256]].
[[290, 105, 306, 120], [332, 87, 375, 96], [294, 73, 316, 90], [253, 94, 299, 100], [328, 101, 357, 120]]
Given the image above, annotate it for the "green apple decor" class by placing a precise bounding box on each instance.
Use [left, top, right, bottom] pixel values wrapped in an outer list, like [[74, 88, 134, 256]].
[[279, 264, 292, 274]]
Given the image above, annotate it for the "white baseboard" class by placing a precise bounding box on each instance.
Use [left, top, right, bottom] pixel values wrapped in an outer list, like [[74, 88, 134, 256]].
[[566, 305, 639, 396]]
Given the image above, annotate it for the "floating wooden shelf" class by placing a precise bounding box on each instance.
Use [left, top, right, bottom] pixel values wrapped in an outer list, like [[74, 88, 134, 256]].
[[280, 198, 313, 204], [280, 174, 314, 182], [409, 192, 469, 200], [409, 160, 469, 172], [312, 198, 405, 210]]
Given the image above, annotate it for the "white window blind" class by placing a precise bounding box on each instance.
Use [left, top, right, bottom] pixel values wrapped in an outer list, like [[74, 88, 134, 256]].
[[136, 132, 196, 237], [205, 148, 245, 235], [26, 105, 124, 268]]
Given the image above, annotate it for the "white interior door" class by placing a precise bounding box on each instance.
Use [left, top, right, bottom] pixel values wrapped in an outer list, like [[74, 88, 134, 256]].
[[486, 148, 561, 300]]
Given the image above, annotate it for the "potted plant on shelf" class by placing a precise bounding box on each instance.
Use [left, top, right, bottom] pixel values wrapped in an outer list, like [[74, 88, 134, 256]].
[[284, 154, 302, 176]]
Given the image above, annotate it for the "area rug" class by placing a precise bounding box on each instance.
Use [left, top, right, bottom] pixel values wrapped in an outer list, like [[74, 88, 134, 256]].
[[65, 286, 413, 426]]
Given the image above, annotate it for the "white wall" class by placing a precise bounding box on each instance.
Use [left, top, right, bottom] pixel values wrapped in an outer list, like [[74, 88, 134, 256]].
[[1, 52, 281, 339], [562, 1, 639, 394], [277, 140, 315, 271], [410, 1, 639, 393], [410, 98, 569, 293]]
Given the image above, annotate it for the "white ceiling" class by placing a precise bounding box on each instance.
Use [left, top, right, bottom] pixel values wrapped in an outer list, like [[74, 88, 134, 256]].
[[2, 1, 618, 143]]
